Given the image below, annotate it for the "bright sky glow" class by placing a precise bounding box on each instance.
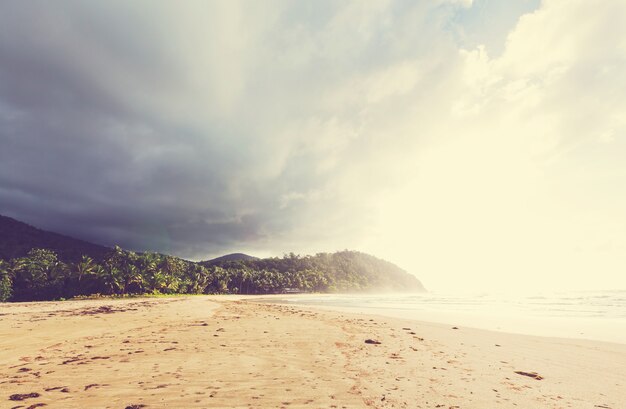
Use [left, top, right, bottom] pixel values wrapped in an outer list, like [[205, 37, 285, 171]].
[[1, 0, 625, 292]]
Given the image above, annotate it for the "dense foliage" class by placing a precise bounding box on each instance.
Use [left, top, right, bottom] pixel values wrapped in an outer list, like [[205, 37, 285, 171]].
[[0, 247, 424, 302], [203, 251, 425, 293], [0, 214, 425, 302]]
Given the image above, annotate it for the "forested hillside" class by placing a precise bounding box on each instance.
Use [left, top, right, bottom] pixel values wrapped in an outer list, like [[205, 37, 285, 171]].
[[0, 215, 110, 262], [203, 251, 425, 294], [207, 253, 259, 263], [0, 215, 425, 302]]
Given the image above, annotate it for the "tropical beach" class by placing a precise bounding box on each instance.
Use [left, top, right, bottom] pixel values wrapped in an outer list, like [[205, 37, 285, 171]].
[[2, 296, 625, 409], [2, 1, 626, 408]]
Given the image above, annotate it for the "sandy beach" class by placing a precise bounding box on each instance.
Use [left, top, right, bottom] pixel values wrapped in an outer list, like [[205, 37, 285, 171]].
[[1, 296, 625, 409]]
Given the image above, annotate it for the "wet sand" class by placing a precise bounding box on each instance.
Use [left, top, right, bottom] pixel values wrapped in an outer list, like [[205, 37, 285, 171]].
[[1, 295, 625, 408]]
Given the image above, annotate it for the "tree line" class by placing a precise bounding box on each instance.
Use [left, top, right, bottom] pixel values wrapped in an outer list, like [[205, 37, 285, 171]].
[[0, 247, 424, 302]]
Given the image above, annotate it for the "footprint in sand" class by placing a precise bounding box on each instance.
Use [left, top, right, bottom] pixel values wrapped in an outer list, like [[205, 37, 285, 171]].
[[9, 392, 40, 401], [24, 403, 47, 409], [44, 386, 70, 393], [84, 383, 109, 391]]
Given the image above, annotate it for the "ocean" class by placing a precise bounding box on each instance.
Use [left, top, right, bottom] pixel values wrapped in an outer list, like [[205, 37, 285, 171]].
[[277, 290, 626, 344]]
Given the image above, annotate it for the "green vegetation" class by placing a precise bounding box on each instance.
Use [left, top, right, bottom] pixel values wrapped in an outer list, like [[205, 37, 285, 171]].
[[0, 214, 425, 302], [0, 247, 424, 302], [202, 252, 425, 294]]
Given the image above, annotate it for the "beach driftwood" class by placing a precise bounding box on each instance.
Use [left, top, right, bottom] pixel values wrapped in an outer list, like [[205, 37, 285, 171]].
[[514, 371, 544, 380]]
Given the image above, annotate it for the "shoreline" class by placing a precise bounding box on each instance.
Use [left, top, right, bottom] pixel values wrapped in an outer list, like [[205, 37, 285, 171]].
[[2, 295, 625, 408], [252, 293, 626, 345], [252, 296, 626, 348]]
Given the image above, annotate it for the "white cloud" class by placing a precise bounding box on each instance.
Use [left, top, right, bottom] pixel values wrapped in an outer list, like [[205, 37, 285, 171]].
[[363, 0, 626, 292], [440, 0, 474, 8], [1, 0, 626, 292]]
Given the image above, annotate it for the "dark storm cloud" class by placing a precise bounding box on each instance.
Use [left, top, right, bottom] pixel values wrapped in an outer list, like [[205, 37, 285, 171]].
[[0, 1, 459, 259], [0, 3, 260, 255]]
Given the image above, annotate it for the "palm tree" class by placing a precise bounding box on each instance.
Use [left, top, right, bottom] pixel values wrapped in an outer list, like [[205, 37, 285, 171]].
[[137, 252, 160, 292], [150, 270, 167, 293], [12, 249, 67, 299], [105, 246, 141, 294], [185, 264, 209, 294], [120, 263, 140, 294], [237, 268, 253, 294], [207, 266, 230, 293], [73, 255, 95, 288], [158, 256, 185, 293], [90, 264, 105, 293], [0, 260, 13, 302], [99, 262, 122, 295]]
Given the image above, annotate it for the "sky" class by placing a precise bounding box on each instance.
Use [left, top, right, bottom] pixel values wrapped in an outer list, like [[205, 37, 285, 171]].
[[1, 0, 625, 292]]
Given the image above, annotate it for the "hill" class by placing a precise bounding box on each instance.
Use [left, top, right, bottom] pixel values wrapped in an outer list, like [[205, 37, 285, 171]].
[[0, 214, 426, 301], [202, 251, 426, 293], [0, 214, 110, 263], [207, 253, 259, 263]]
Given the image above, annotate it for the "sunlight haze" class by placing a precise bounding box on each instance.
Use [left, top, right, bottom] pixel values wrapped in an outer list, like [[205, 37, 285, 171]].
[[1, 0, 625, 292]]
